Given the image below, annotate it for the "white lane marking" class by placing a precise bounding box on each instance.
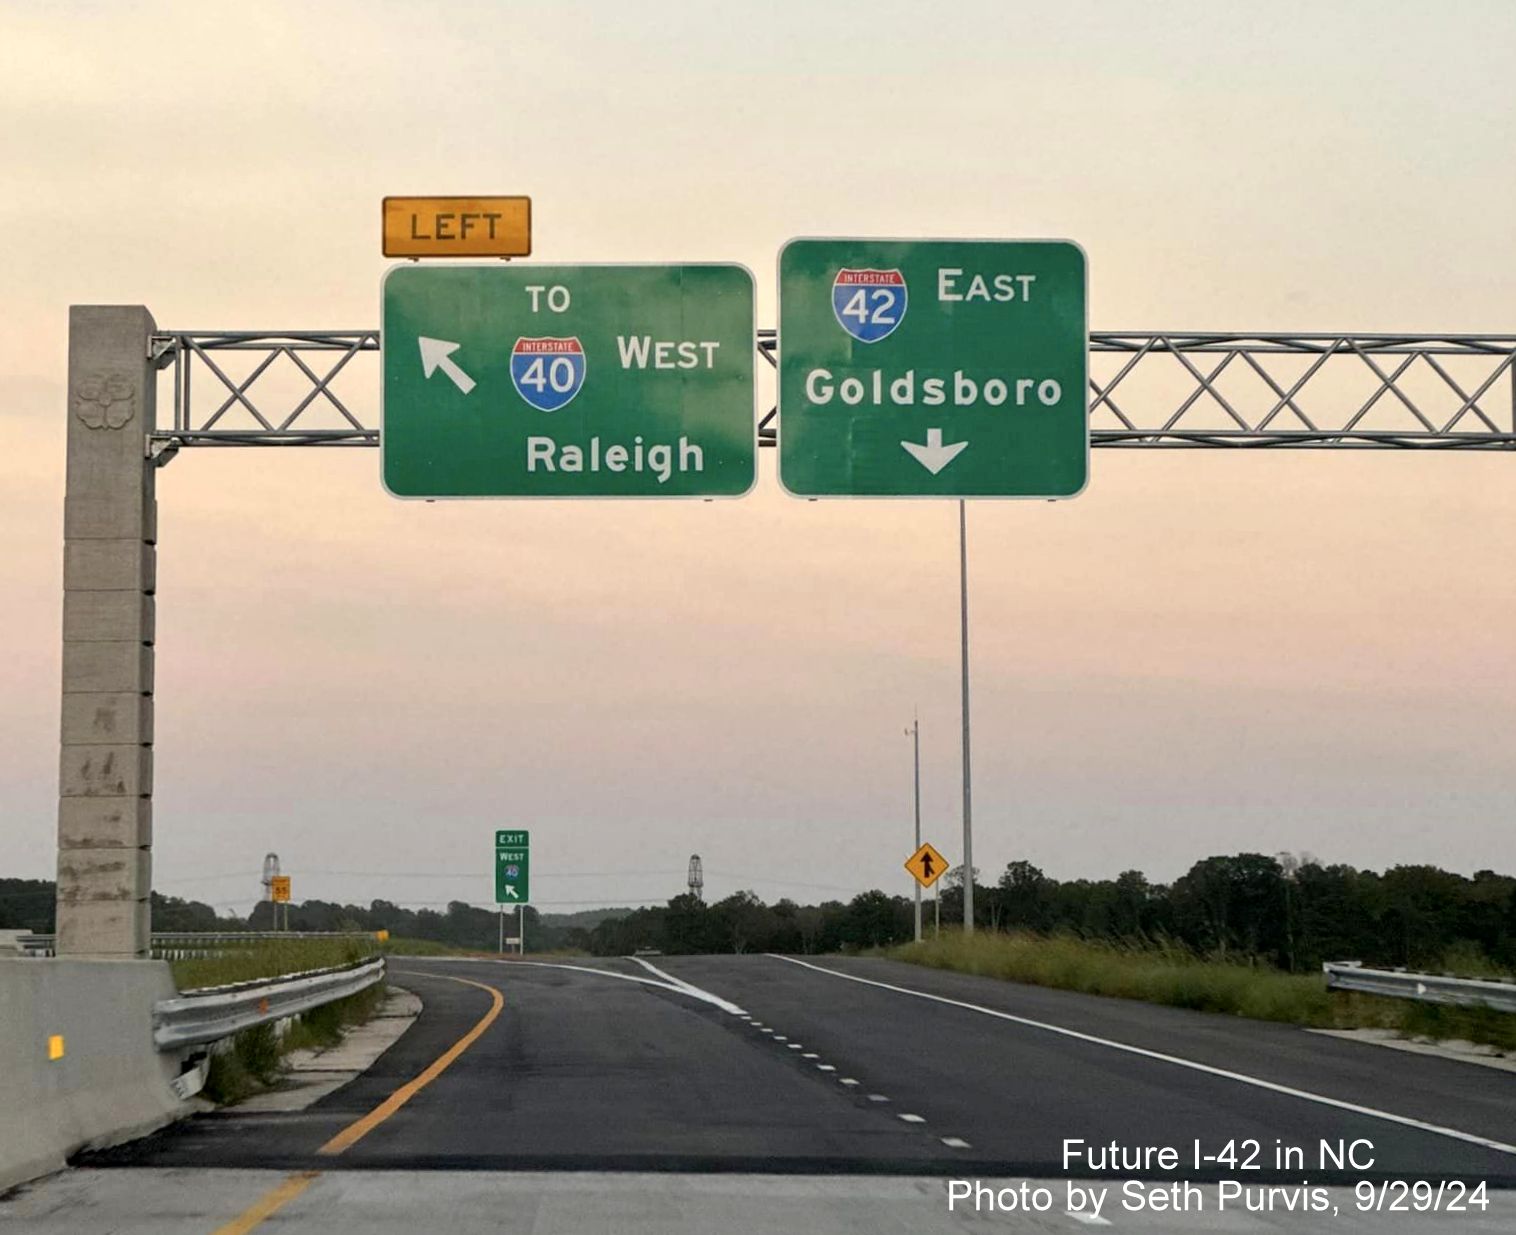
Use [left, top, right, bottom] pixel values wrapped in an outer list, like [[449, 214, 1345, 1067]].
[[768, 955, 1516, 1158], [787, 1043, 803, 1050], [802, 1052, 819, 1059], [839, 1078, 859, 1086], [761, 1028, 775, 1035], [817, 1064, 836, 1072], [398, 957, 747, 1015], [774, 1035, 788, 1041], [624, 955, 747, 1015], [899, 1113, 925, 1123], [1065, 1212, 1112, 1226], [941, 1136, 971, 1148], [868, 1094, 890, 1102]]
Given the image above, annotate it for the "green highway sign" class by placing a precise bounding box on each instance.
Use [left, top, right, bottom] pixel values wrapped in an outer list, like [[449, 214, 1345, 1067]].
[[382, 264, 756, 498], [777, 238, 1088, 498], [495, 829, 530, 903]]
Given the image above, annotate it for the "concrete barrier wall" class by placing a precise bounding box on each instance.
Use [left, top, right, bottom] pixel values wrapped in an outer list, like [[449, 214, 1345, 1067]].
[[0, 958, 186, 1191]]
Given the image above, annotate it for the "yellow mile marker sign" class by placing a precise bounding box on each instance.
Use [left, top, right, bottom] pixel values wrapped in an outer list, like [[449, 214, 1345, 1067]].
[[270, 875, 292, 903], [383, 196, 531, 258], [904, 842, 948, 889]]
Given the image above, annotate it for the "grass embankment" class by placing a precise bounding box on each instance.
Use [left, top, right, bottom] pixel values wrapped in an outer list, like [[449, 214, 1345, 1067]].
[[170, 938, 386, 1105], [381, 936, 589, 959], [889, 932, 1516, 1052], [170, 936, 376, 991], [379, 936, 478, 957]]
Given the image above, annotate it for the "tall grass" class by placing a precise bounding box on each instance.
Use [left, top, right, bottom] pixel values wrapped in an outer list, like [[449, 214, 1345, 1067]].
[[889, 931, 1516, 1052], [170, 936, 376, 992], [891, 931, 1337, 1025]]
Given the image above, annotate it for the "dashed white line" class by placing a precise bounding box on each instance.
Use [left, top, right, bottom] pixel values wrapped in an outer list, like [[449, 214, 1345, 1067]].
[[786, 1043, 803, 1050], [838, 1078, 859, 1086], [941, 1136, 971, 1149], [802, 1052, 819, 1059], [868, 1094, 890, 1103], [773, 1035, 787, 1041], [1065, 1212, 1112, 1227], [768, 953, 1516, 1159], [898, 1113, 925, 1123], [817, 1064, 836, 1072]]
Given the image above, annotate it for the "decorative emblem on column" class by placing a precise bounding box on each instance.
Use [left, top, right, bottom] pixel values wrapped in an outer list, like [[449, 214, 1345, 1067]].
[[74, 373, 136, 430]]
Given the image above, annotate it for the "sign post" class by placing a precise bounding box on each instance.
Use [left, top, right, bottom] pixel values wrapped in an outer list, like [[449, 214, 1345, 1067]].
[[495, 829, 530, 955], [777, 238, 1087, 498], [270, 875, 291, 931], [382, 264, 756, 499]]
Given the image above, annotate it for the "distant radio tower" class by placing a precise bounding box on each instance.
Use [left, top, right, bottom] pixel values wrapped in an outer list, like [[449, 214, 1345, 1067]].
[[687, 854, 704, 902]]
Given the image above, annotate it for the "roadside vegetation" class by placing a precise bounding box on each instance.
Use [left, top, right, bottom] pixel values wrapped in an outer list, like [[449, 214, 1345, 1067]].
[[888, 930, 1516, 1053], [171, 936, 387, 1105], [204, 982, 385, 1105], [170, 935, 376, 991]]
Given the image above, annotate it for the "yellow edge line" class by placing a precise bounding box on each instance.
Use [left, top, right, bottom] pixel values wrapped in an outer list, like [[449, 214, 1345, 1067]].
[[207, 971, 504, 1233], [210, 1170, 319, 1235], [317, 972, 504, 1155]]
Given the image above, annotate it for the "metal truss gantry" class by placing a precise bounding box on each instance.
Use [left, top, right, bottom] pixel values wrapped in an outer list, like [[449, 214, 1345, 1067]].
[[148, 329, 1516, 457]]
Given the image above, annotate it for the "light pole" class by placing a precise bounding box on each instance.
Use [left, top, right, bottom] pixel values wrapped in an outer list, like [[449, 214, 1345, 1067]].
[[959, 500, 974, 933], [907, 712, 922, 942]]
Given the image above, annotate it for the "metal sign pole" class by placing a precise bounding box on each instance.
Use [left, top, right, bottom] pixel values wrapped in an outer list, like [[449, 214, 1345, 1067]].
[[959, 500, 974, 933], [498, 906, 503, 955], [911, 714, 922, 943]]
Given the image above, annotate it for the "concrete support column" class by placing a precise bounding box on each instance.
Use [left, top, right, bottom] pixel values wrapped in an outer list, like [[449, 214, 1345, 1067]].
[[56, 307, 157, 957]]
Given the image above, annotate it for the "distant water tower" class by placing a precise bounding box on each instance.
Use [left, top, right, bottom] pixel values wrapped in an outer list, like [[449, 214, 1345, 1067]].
[[261, 853, 280, 904], [687, 854, 704, 902]]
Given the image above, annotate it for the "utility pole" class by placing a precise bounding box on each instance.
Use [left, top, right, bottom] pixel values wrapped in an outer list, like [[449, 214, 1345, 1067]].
[[908, 713, 922, 942], [959, 500, 974, 933]]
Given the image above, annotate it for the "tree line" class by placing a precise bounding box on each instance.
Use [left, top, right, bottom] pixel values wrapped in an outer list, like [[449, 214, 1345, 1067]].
[[5, 854, 1514, 971], [578, 854, 1516, 972]]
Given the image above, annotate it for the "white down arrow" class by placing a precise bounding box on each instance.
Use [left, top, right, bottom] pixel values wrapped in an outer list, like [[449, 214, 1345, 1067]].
[[900, 428, 968, 475]]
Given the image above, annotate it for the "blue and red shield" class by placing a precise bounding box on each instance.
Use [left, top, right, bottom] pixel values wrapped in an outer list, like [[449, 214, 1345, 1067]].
[[510, 337, 586, 411], [832, 269, 907, 343]]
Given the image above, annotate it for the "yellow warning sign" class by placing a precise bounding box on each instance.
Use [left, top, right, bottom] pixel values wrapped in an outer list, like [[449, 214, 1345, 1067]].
[[904, 842, 948, 889], [382, 196, 531, 258], [270, 875, 292, 903]]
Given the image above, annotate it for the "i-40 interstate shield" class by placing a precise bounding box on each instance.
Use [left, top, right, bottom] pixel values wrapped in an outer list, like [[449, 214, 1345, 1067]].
[[382, 264, 755, 498], [778, 238, 1087, 499]]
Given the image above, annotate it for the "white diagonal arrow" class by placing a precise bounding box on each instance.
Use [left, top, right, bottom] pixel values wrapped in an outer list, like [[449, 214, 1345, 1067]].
[[418, 336, 476, 395], [900, 428, 968, 475]]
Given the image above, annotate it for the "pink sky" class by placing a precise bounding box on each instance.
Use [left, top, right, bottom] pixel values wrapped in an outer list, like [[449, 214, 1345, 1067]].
[[2, 1, 1514, 915]]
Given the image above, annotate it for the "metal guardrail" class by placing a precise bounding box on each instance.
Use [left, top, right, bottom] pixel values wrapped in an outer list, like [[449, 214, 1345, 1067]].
[[6, 934, 55, 957], [1323, 961, 1516, 1013], [152, 956, 386, 1051], [9, 930, 382, 959]]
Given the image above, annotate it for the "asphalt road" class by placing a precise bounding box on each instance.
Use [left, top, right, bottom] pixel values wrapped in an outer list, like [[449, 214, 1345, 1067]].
[[6, 954, 1512, 1233]]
